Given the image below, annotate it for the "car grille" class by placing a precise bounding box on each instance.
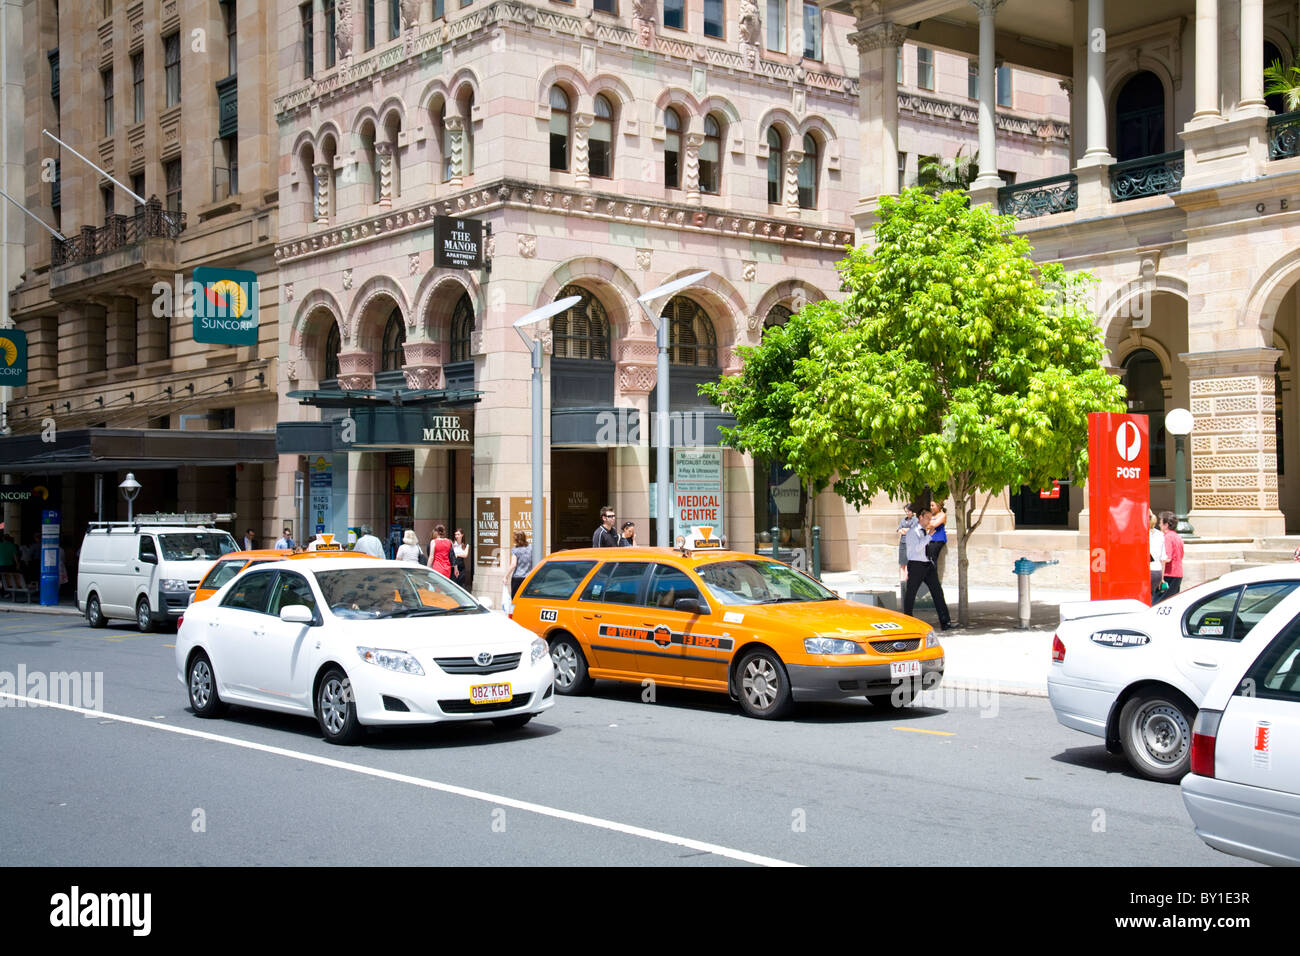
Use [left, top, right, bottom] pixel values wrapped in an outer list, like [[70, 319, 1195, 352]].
[[869, 638, 922, 654], [434, 653, 522, 675], [438, 693, 532, 714]]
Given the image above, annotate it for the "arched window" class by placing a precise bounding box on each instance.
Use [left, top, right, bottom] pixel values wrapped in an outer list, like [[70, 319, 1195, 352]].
[[1264, 42, 1287, 115], [664, 108, 682, 188], [591, 94, 614, 179], [549, 86, 571, 171], [323, 322, 341, 382], [663, 296, 718, 367], [1121, 349, 1166, 477], [449, 293, 474, 363], [764, 304, 792, 331], [1115, 71, 1165, 163], [700, 114, 722, 195], [766, 127, 783, 204], [798, 133, 818, 209], [552, 285, 610, 360], [381, 308, 405, 372]]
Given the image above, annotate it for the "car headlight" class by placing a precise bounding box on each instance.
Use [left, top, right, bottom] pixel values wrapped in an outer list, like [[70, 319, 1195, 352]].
[[804, 637, 865, 655], [161, 579, 190, 592], [531, 637, 549, 666], [925, 630, 940, 648], [357, 646, 425, 675]]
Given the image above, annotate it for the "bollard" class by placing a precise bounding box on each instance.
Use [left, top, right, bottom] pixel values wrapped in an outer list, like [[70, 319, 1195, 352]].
[[812, 525, 821, 580], [1012, 557, 1060, 628]]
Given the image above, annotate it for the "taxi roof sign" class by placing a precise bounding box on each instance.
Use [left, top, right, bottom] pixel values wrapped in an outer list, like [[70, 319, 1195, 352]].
[[314, 532, 343, 552]]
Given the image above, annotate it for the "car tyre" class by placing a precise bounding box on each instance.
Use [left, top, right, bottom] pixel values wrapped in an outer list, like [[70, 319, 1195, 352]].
[[187, 652, 228, 718], [550, 635, 594, 695], [315, 668, 365, 745], [1119, 691, 1194, 782], [736, 648, 794, 720], [135, 597, 154, 633], [492, 713, 534, 730], [85, 593, 107, 629]]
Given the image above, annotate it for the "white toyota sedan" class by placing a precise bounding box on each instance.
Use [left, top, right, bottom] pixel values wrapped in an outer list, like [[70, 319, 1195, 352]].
[[175, 558, 555, 743], [1181, 587, 1300, 866], [1048, 565, 1300, 781]]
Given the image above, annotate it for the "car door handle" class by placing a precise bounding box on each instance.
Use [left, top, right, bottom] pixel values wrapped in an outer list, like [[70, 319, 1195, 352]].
[[252, 628, 265, 638], [1192, 660, 1218, 669], [582, 613, 602, 620]]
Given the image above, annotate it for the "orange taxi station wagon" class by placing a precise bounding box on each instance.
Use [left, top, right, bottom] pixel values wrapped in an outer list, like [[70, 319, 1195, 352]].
[[510, 547, 945, 719], [192, 547, 375, 602]]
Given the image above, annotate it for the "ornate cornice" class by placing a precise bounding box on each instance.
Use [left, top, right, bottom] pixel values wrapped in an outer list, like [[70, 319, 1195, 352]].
[[273, 179, 855, 266], [274, 0, 856, 120], [898, 91, 1070, 144]]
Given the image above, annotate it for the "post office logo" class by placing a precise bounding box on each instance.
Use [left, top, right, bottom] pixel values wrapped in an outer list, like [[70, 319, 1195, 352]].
[[1116, 422, 1142, 462]]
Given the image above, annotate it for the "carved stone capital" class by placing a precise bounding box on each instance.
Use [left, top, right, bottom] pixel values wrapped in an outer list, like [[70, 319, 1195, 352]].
[[969, 0, 1007, 17], [847, 21, 908, 53]]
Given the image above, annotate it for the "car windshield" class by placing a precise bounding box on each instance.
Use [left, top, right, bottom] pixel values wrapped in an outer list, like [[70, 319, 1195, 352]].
[[696, 559, 839, 606], [315, 566, 483, 619], [158, 533, 240, 561]]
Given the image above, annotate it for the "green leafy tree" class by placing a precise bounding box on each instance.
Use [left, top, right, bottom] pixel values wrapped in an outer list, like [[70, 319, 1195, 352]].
[[915, 147, 978, 197], [1265, 58, 1300, 112], [785, 189, 1126, 624], [701, 299, 843, 554]]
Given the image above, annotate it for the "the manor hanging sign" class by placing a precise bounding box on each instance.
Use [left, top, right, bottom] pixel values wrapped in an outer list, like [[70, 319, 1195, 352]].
[[346, 406, 475, 448], [434, 216, 484, 269], [422, 414, 471, 444]]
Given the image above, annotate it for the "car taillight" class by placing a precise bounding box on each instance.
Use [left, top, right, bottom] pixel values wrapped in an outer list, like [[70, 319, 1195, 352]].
[[1052, 634, 1066, 662], [177, 615, 184, 630], [1190, 709, 1221, 778]]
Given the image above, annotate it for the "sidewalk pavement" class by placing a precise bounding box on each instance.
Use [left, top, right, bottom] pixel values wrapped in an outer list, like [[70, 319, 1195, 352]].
[[4, 578, 1084, 699]]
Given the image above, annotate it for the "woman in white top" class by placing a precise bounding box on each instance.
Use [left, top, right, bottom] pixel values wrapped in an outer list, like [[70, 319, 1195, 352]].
[[394, 529, 423, 563], [1149, 511, 1167, 603]]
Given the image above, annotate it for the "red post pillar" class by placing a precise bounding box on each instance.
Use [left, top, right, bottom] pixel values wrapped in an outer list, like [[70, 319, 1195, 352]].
[[1088, 413, 1151, 602]]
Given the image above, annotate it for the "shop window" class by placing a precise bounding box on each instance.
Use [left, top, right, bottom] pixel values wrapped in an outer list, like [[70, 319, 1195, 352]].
[[664, 107, 682, 188], [664, 297, 718, 367], [766, 127, 783, 203], [381, 308, 405, 372], [553, 286, 610, 360]]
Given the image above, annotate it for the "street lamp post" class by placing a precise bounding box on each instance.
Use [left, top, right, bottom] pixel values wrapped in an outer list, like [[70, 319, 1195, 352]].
[[636, 271, 711, 547], [119, 472, 142, 524], [513, 295, 582, 566], [1166, 407, 1195, 537]]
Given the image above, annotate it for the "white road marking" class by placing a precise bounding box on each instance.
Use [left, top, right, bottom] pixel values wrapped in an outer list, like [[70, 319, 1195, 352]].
[[0, 690, 800, 868]]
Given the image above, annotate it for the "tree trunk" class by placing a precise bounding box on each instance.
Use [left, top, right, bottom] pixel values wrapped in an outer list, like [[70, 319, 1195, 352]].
[[953, 483, 971, 627]]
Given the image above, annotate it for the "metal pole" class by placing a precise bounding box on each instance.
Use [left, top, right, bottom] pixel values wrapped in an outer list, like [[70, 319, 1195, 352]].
[[1174, 434, 1194, 536], [656, 308, 670, 547], [531, 337, 544, 565]]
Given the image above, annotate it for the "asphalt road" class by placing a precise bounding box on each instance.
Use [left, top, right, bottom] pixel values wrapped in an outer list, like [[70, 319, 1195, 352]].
[[0, 609, 1253, 867]]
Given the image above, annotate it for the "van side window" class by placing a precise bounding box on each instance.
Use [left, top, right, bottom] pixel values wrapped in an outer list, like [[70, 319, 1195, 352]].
[[138, 537, 157, 562]]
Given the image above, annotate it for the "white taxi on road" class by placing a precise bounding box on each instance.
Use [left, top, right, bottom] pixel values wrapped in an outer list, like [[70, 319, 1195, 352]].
[[1182, 588, 1300, 865], [175, 558, 554, 743], [1048, 565, 1300, 781]]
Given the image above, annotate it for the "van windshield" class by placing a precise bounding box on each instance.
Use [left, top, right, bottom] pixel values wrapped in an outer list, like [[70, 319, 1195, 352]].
[[158, 533, 239, 561]]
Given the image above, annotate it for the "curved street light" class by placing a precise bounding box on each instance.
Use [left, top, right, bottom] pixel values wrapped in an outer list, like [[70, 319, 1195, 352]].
[[119, 472, 142, 524], [1165, 407, 1194, 536]]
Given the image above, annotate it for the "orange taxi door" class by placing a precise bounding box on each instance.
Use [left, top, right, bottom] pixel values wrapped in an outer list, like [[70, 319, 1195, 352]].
[[586, 561, 685, 684], [648, 564, 731, 691]]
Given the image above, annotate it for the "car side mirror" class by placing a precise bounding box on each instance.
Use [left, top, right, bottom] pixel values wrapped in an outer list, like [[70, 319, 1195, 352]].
[[140, 553, 158, 564], [280, 605, 314, 625], [675, 597, 705, 615]]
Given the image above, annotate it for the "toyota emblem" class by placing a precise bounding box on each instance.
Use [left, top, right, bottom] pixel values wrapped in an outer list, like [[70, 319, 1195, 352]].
[[476, 652, 493, 666]]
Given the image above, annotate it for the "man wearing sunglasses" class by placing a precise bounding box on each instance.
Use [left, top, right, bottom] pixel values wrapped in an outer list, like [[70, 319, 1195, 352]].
[[592, 506, 620, 548]]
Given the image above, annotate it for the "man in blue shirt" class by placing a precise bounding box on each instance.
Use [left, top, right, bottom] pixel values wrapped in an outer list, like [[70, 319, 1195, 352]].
[[903, 509, 953, 630]]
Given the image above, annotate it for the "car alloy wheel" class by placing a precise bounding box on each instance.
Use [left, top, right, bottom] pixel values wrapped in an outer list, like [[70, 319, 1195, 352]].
[[1120, 693, 1193, 782], [86, 594, 106, 629], [736, 649, 793, 719], [549, 636, 593, 695], [187, 653, 227, 718], [315, 668, 364, 744], [136, 598, 153, 633]]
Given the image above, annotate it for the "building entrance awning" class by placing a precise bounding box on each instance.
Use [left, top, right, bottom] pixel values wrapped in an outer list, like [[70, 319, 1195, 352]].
[[285, 386, 482, 409], [0, 428, 279, 475]]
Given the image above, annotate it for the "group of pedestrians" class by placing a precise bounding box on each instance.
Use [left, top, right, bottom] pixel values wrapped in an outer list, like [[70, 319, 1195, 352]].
[[390, 524, 471, 587], [896, 500, 954, 630], [592, 506, 636, 548]]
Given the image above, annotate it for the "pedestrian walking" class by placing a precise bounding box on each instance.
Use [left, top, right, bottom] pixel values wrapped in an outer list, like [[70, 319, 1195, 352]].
[[395, 529, 423, 563], [1159, 511, 1184, 601], [619, 521, 637, 546], [902, 509, 953, 629], [508, 530, 533, 598], [451, 528, 470, 587], [353, 524, 386, 558], [243, 529, 257, 551], [896, 504, 917, 599], [273, 526, 295, 549], [592, 506, 619, 548], [428, 524, 453, 577], [0, 533, 17, 572], [927, 499, 948, 566], [1149, 510, 1167, 603]]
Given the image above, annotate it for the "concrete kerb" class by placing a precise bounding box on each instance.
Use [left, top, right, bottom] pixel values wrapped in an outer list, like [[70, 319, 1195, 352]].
[[0, 603, 82, 616]]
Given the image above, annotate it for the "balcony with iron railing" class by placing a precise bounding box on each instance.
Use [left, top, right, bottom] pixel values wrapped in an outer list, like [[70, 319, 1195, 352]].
[[1269, 110, 1300, 161], [997, 173, 1078, 220], [51, 197, 186, 268], [1108, 150, 1186, 202]]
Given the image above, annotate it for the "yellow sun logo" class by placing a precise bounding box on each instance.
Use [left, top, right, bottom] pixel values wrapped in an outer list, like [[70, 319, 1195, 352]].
[[0, 336, 16, 367], [209, 279, 249, 318]]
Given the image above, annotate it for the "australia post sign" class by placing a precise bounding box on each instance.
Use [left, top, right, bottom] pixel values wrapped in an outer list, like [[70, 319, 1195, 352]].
[[1088, 412, 1150, 603]]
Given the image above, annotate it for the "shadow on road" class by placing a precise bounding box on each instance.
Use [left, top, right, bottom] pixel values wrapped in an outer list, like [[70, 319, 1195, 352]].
[[1049, 744, 1145, 778]]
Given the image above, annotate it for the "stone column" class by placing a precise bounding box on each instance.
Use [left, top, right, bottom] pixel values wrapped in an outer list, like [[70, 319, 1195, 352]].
[[783, 144, 804, 214], [375, 141, 393, 207], [572, 112, 594, 189], [1073, 0, 1112, 214], [443, 114, 465, 187], [1182, 348, 1285, 537], [1238, 0, 1268, 117], [313, 163, 330, 223], [684, 131, 703, 205], [1191, 0, 1223, 125], [968, 0, 1006, 197], [847, 14, 906, 210]]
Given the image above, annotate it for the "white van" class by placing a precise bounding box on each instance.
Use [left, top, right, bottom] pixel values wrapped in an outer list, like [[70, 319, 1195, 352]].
[[78, 519, 239, 631]]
